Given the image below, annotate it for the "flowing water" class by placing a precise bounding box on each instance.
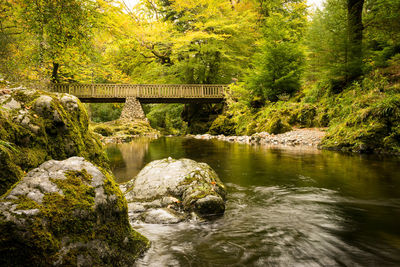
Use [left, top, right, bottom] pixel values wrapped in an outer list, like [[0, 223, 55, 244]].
[[106, 137, 400, 266]]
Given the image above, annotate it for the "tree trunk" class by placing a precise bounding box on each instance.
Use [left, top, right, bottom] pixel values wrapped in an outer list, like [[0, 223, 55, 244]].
[[347, 0, 364, 80], [51, 62, 59, 83]]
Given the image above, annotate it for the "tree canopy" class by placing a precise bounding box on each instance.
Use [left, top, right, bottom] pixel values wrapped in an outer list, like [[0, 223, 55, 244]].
[[0, 0, 399, 97]]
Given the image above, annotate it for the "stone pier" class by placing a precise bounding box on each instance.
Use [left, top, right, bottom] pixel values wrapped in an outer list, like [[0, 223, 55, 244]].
[[120, 97, 146, 120]]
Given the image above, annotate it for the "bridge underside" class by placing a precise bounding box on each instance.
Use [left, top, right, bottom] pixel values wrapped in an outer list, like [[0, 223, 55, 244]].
[[79, 97, 224, 104]]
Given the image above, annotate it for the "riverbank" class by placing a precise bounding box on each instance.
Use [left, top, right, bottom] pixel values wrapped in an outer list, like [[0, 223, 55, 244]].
[[189, 128, 326, 147], [90, 119, 160, 144]]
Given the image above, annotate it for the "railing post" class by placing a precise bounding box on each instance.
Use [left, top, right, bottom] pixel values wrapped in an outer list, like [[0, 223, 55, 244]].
[[180, 85, 183, 98], [201, 85, 204, 97]]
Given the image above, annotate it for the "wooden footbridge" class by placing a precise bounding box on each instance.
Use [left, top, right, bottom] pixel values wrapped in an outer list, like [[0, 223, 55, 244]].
[[49, 84, 227, 103]]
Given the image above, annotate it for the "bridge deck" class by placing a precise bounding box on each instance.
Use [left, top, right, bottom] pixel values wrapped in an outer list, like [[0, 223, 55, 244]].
[[50, 84, 227, 103]]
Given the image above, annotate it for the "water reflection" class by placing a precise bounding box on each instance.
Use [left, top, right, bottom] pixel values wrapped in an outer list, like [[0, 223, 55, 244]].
[[106, 138, 152, 183], [106, 137, 400, 266]]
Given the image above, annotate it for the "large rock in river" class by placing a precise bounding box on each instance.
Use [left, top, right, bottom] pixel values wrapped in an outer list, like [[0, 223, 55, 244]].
[[0, 157, 149, 266], [0, 87, 107, 195], [122, 158, 226, 223]]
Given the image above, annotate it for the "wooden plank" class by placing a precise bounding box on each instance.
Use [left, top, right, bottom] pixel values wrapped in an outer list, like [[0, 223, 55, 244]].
[[48, 83, 226, 100]]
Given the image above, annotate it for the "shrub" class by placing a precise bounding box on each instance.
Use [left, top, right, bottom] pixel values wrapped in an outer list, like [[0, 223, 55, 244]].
[[89, 103, 123, 122], [208, 115, 236, 136], [262, 117, 292, 134]]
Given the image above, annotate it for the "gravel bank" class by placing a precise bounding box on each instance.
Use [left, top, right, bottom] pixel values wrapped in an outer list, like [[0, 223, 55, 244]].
[[190, 128, 326, 147]]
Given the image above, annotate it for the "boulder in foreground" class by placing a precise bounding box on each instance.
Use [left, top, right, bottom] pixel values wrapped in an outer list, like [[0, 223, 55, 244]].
[[123, 158, 227, 223], [0, 88, 107, 195], [0, 157, 149, 266]]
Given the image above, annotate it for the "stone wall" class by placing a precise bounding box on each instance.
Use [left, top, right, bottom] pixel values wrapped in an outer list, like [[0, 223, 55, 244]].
[[120, 97, 146, 120]]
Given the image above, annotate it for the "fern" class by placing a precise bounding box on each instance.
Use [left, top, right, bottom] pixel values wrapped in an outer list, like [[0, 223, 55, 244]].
[[0, 140, 18, 154]]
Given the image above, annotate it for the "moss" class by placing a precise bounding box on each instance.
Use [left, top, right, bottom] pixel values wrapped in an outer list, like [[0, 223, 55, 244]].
[[93, 125, 113, 136], [0, 168, 149, 266], [0, 143, 24, 196], [177, 168, 226, 217], [219, 64, 400, 154], [15, 195, 40, 210], [292, 104, 317, 128], [246, 121, 257, 135], [320, 90, 400, 153], [11, 89, 40, 104], [90, 119, 159, 139], [259, 117, 292, 134], [208, 115, 236, 136], [0, 89, 108, 194], [315, 108, 330, 127], [101, 167, 128, 212]]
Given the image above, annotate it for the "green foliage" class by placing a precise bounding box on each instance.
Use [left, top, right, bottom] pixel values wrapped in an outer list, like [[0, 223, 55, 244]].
[[89, 103, 123, 123], [364, 0, 400, 60], [248, 42, 305, 101], [247, 0, 307, 102], [306, 0, 400, 89], [292, 104, 317, 128], [0, 0, 105, 83], [91, 119, 159, 138], [316, 65, 400, 153], [305, 0, 349, 85], [0, 142, 24, 196], [111, 0, 259, 84], [208, 115, 236, 136], [145, 104, 188, 135], [93, 125, 113, 137]]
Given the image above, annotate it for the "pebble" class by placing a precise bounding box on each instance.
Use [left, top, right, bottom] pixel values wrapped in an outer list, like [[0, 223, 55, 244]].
[[190, 129, 326, 148]]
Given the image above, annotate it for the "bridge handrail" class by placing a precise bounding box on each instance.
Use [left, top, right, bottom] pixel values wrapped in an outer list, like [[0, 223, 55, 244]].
[[49, 83, 228, 99]]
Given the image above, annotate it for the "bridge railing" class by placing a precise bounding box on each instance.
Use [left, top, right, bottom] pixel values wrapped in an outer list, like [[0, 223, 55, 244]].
[[49, 84, 227, 99]]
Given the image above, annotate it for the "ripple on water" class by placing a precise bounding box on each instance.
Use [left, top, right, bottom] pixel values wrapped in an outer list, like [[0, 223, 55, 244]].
[[132, 184, 400, 266]]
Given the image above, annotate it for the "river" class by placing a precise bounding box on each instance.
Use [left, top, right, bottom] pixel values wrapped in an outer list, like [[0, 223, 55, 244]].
[[106, 137, 400, 266]]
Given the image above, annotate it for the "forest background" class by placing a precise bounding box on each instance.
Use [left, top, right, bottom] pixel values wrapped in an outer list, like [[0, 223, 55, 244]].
[[1, 0, 400, 153]]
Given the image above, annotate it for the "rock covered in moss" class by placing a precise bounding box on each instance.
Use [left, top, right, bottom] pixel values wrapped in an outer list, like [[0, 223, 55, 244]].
[[122, 158, 226, 223], [0, 87, 107, 195], [0, 157, 149, 266], [91, 119, 160, 144]]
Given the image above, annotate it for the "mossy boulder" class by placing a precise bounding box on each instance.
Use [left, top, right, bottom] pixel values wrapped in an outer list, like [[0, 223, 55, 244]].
[[0, 157, 149, 266], [122, 158, 227, 223], [90, 119, 159, 142], [0, 88, 107, 195]]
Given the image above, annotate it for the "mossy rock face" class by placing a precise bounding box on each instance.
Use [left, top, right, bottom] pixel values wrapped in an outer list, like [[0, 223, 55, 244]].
[[122, 158, 227, 223], [0, 88, 107, 195], [0, 157, 149, 266]]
